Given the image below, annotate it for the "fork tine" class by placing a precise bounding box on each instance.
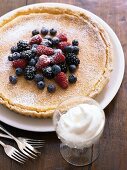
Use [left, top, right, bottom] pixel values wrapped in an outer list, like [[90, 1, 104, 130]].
[[10, 155, 24, 164], [25, 138, 44, 142], [27, 141, 45, 144], [15, 149, 28, 159], [13, 153, 26, 163], [25, 143, 40, 154], [14, 151, 27, 161], [21, 149, 35, 159], [24, 147, 38, 156], [34, 145, 44, 148], [30, 143, 44, 147]]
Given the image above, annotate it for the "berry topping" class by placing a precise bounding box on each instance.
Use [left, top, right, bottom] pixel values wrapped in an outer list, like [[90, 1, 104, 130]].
[[43, 66, 54, 79], [66, 53, 80, 66], [8, 28, 80, 92], [12, 52, 20, 60], [29, 58, 36, 66], [8, 54, 13, 61], [52, 65, 61, 75], [54, 49, 62, 54], [9, 75, 17, 84], [11, 46, 18, 53], [15, 68, 23, 76], [17, 40, 29, 51], [57, 33, 67, 42], [29, 34, 42, 45], [44, 35, 52, 41], [20, 50, 33, 60], [32, 29, 39, 36], [59, 63, 68, 73], [55, 72, 68, 89], [58, 41, 71, 51], [69, 65, 77, 73], [72, 46, 79, 55], [41, 39, 52, 47], [52, 37, 60, 46], [36, 55, 50, 70], [41, 27, 48, 36], [72, 40, 79, 46], [68, 75, 77, 83], [50, 28, 57, 36], [37, 81, 45, 90], [12, 59, 27, 69], [47, 84, 56, 93], [53, 52, 65, 64], [24, 66, 36, 80], [36, 45, 54, 56], [64, 45, 73, 54], [34, 74, 44, 82]]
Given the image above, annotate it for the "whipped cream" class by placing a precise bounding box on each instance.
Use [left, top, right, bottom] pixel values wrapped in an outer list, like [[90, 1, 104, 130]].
[[56, 104, 105, 148]]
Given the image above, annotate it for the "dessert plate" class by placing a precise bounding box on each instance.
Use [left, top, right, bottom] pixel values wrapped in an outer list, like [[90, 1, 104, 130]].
[[0, 3, 124, 132]]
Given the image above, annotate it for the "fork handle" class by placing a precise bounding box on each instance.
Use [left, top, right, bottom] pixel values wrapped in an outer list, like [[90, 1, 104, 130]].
[[0, 133, 12, 139], [0, 124, 18, 142], [0, 140, 6, 147]]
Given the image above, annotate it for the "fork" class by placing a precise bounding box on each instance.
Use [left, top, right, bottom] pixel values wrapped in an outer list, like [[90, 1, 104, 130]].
[[0, 140, 27, 164], [0, 124, 40, 159], [0, 133, 45, 148]]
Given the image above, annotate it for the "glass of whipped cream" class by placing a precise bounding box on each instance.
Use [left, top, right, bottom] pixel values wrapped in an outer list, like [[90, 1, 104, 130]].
[[53, 96, 105, 166]]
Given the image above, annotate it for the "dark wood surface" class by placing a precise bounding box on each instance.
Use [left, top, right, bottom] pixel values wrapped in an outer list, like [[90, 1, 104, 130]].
[[0, 0, 126, 170]]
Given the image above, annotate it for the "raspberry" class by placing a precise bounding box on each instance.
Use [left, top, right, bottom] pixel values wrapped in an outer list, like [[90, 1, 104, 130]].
[[53, 52, 65, 64], [29, 34, 42, 45], [36, 55, 50, 70], [55, 72, 68, 89], [36, 45, 54, 56], [12, 59, 27, 69], [57, 33, 67, 42], [58, 41, 70, 51]]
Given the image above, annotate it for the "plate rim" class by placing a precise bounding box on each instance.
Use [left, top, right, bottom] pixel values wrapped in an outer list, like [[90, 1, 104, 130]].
[[0, 3, 125, 132]]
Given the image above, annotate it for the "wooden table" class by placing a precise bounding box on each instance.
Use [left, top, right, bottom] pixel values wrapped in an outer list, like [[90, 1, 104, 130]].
[[0, 0, 126, 169]]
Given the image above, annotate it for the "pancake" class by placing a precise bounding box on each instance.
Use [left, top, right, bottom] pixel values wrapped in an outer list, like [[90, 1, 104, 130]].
[[0, 4, 113, 118]]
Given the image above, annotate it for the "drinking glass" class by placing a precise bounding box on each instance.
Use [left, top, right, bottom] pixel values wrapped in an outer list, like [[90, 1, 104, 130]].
[[53, 96, 105, 166]]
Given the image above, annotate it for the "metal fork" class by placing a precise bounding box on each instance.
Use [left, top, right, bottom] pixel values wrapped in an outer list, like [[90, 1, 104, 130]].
[[0, 124, 40, 159], [0, 140, 27, 164], [0, 133, 45, 148]]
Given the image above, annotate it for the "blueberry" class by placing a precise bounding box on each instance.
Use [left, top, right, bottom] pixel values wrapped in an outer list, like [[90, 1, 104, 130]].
[[11, 46, 18, 53], [44, 35, 52, 41], [68, 75, 77, 83], [72, 46, 79, 55], [69, 65, 77, 73], [50, 28, 57, 36], [47, 84, 56, 93], [72, 40, 79, 46], [37, 81, 45, 90], [16, 68, 23, 76], [34, 74, 44, 82], [64, 46, 73, 54], [32, 29, 39, 36], [52, 65, 61, 75], [41, 27, 48, 35], [12, 52, 20, 60], [9, 75, 17, 84], [8, 54, 13, 61], [29, 59, 36, 66], [52, 37, 60, 46], [32, 44, 38, 49], [31, 47, 37, 54], [41, 39, 52, 47]]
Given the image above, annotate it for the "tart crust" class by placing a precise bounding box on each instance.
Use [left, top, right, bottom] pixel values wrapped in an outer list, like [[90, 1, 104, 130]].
[[0, 4, 113, 118]]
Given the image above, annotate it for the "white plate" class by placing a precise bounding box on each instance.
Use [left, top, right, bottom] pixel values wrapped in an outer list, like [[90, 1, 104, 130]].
[[0, 3, 125, 132]]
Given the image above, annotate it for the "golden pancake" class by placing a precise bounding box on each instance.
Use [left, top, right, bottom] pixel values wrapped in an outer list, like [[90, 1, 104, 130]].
[[0, 4, 112, 118]]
